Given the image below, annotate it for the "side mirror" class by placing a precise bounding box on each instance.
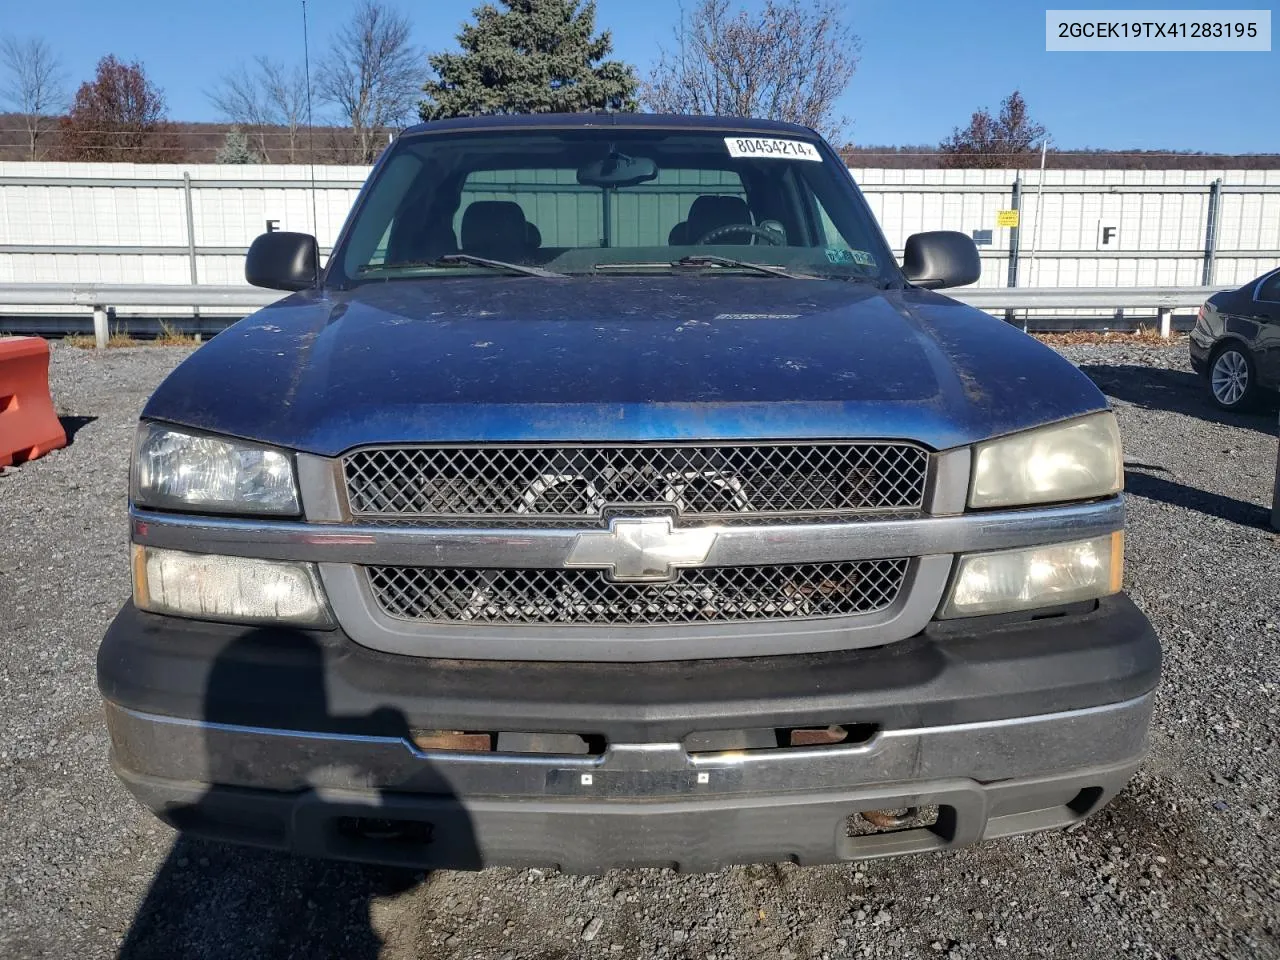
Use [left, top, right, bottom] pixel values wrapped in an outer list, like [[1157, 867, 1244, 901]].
[[246, 232, 319, 291], [901, 231, 981, 290]]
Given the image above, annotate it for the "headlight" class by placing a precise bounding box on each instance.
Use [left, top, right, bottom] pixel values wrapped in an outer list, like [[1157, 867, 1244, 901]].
[[132, 546, 332, 626], [939, 533, 1123, 618], [133, 422, 299, 515], [969, 413, 1122, 509]]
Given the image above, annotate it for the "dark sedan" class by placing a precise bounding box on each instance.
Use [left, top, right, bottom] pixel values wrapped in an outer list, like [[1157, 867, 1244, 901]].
[[1189, 267, 1280, 410]]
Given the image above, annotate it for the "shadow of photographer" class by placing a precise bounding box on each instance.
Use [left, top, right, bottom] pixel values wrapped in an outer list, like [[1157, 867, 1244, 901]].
[[1078, 363, 1279, 432], [118, 627, 479, 959], [1124, 465, 1270, 528]]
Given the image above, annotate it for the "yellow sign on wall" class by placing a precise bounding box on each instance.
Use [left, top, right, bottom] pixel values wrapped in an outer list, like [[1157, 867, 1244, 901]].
[[996, 209, 1020, 228]]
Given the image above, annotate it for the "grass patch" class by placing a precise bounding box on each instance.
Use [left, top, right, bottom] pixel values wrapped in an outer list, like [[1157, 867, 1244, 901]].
[[62, 321, 201, 348], [63, 331, 138, 348], [154, 320, 201, 346], [1034, 327, 1182, 347]]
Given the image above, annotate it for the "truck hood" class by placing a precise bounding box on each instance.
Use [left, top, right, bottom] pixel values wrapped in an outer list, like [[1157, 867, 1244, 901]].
[[145, 276, 1107, 455]]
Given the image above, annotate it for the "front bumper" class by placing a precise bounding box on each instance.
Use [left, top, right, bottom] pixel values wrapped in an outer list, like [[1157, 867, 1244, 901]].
[[110, 713, 1146, 872], [99, 595, 1160, 872]]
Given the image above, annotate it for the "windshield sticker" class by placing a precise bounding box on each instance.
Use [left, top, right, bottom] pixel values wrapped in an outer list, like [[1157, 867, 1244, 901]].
[[714, 313, 802, 320], [825, 247, 877, 267], [724, 137, 822, 161]]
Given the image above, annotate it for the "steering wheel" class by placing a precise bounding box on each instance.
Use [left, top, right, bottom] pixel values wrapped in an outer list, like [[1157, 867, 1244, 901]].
[[696, 223, 784, 246]]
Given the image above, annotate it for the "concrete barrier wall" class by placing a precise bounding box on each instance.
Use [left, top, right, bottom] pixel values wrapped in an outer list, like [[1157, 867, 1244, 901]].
[[2, 161, 1277, 293], [852, 167, 1280, 291]]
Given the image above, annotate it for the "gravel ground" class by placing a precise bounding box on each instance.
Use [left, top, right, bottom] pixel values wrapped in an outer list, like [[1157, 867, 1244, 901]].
[[2, 340, 1279, 959]]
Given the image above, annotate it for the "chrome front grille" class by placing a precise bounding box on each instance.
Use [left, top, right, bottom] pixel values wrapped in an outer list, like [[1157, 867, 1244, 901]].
[[365, 559, 910, 626], [343, 442, 929, 525]]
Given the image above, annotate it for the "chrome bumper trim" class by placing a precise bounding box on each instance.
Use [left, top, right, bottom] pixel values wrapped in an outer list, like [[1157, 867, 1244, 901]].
[[130, 497, 1124, 568], [105, 692, 1152, 799]]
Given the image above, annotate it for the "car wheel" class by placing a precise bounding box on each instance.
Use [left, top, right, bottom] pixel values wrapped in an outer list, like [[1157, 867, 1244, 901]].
[[1208, 343, 1258, 411]]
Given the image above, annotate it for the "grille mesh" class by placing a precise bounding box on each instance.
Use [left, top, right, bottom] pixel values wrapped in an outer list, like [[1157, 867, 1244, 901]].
[[344, 443, 929, 524], [366, 560, 909, 626]]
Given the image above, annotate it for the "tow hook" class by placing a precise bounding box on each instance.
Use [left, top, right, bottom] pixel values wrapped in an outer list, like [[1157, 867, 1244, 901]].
[[860, 807, 920, 829]]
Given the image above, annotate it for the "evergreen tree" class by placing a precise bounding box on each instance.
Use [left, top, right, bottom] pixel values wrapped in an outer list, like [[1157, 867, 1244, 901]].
[[421, 0, 637, 120], [214, 126, 261, 164]]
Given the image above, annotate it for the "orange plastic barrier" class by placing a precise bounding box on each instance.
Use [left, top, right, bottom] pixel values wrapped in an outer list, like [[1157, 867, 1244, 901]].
[[0, 337, 66, 467]]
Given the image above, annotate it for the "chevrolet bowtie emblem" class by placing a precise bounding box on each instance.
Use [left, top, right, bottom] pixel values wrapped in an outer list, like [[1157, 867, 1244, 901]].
[[565, 518, 717, 582]]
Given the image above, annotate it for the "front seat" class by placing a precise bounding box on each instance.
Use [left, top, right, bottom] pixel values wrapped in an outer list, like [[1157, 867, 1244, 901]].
[[460, 200, 539, 261], [669, 195, 753, 246], [388, 216, 458, 263]]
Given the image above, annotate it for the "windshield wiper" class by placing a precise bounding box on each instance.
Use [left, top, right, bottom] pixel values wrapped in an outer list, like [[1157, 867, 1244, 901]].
[[672, 255, 816, 280], [359, 254, 565, 279], [437, 253, 566, 278]]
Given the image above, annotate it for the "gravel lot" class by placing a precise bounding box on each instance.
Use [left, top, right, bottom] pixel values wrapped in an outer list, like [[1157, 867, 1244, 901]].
[[1, 340, 1278, 959]]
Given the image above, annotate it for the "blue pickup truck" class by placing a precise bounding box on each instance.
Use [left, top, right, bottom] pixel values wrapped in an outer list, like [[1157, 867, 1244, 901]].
[[98, 114, 1160, 872]]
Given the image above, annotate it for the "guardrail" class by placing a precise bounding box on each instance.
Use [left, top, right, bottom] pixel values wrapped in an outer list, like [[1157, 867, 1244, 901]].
[[0, 283, 276, 346], [0, 283, 276, 309], [958, 284, 1231, 337], [0, 282, 1229, 346]]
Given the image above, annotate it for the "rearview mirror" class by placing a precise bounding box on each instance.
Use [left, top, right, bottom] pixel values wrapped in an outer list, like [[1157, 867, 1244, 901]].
[[901, 231, 981, 290], [577, 152, 658, 188], [246, 231, 319, 291]]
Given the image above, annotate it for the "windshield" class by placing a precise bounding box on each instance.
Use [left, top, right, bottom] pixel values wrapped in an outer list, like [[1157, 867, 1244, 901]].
[[329, 127, 899, 286]]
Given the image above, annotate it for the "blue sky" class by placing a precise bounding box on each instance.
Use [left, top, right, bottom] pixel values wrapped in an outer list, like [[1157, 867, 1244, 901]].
[[3, 0, 1276, 152]]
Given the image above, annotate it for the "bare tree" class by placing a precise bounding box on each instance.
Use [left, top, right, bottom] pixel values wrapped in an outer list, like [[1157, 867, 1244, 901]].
[[940, 91, 1047, 168], [207, 65, 272, 158], [208, 56, 312, 162], [641, 0, 860, 143], [317, 0, 421, 163], [0, 35, 67, 160], [258, 58, 311, 162]]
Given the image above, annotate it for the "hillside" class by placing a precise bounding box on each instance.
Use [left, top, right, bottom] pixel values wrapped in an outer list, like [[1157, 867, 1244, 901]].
[[3, 114, 1278, 168], [0, 114, 375, 164]]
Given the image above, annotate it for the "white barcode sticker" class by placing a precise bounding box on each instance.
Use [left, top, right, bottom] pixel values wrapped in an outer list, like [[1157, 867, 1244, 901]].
[[724, 137, 823, 161]]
